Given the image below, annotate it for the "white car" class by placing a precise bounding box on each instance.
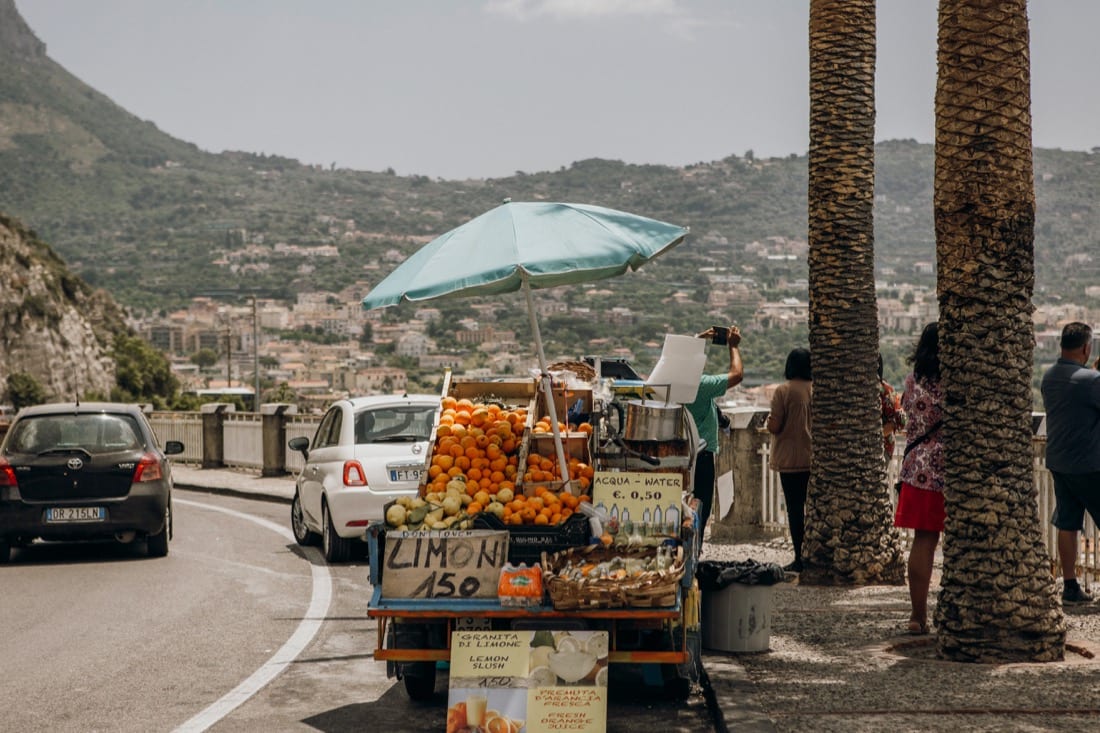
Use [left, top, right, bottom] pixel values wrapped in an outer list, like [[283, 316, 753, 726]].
[[288, 394, 438, 562]]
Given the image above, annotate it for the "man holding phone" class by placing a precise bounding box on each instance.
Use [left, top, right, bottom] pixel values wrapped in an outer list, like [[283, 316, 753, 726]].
[[686, 324, 743, 537]]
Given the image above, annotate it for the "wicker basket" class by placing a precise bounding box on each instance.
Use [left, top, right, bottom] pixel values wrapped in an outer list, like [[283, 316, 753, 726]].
[[541, 544, 685, 610]]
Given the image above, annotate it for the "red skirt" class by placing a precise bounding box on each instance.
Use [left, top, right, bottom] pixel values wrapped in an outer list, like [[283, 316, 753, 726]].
[[893, 482, 945, 532]]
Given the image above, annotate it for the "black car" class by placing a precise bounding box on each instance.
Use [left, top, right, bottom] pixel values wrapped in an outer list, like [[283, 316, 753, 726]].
[[0, 402, 184, 562]]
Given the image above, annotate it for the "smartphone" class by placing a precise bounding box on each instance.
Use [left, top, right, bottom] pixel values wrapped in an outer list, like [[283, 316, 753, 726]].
[[711, 326, 729, 345]]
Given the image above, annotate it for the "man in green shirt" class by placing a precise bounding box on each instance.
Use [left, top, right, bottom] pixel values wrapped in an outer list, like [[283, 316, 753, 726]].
[[686, 325, 743, 537]]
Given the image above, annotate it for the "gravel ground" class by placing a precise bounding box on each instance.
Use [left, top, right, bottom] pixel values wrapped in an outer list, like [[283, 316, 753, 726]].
[[699, 535, 1100, 733]]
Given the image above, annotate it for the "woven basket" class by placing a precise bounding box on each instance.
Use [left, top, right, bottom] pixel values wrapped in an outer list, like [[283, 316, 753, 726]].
[[547, 360, 597, 382], [541, 544, 685, 610]]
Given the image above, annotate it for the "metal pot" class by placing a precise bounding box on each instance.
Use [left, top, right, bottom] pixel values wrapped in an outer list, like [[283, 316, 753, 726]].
[[622, 399, 686, 442]]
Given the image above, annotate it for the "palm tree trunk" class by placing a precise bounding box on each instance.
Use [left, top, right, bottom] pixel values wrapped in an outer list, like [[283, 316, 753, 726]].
[[934, 0, 1065, 662], [803, 0, 905, 585]]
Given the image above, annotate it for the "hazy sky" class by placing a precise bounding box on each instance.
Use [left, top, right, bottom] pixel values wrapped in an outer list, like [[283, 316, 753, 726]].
[[15, 1, 1100, 180]]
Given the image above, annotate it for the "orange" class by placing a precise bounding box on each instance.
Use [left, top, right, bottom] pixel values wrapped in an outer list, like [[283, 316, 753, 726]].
[[456, 398, 475, 413], [455, 456, 471, 471], [466, 502, 482, 514], [534, 514, 549, 526], [441, 396, 458, 411], [467, 467, 483, 482], [433, 454, 454, 471], [447, 466, 464, 478]]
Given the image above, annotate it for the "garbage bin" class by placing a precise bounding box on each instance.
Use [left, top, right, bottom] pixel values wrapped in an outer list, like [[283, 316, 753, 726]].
[[696, 559, 784, 653]]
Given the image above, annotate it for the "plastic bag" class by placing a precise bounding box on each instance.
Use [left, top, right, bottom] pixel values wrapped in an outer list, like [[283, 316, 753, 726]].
[[695, 559, 786, 591]]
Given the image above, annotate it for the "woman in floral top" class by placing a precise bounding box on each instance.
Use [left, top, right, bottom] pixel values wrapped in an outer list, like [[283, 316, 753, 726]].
[[894, 322, 944, 635]]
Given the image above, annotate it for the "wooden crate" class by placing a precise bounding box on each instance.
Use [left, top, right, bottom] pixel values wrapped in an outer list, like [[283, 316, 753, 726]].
[[519, 431, 593, 497], [417, 372, 538, 496]]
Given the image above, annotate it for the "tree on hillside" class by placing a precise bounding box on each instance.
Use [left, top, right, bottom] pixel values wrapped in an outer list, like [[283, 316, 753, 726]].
[[112, 333, 179, 408], [190, 348, 218, 369], [801, 0, 905, 584], [933, 0, 1064, 661], [7, 372, 46, 409]]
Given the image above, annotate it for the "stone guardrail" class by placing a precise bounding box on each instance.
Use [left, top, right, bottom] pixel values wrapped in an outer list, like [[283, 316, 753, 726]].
[[149, 404, 1096, 583]]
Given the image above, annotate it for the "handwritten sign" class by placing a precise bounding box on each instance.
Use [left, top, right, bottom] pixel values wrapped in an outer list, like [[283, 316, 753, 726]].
[[381, 529, 507, 599], [447, 630, 609, 733], [592, 470, 683, 535]]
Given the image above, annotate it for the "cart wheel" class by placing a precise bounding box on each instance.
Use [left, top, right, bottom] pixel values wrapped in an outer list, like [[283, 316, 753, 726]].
[[662, 663, 693, 701], [401, 661, 437, 701]]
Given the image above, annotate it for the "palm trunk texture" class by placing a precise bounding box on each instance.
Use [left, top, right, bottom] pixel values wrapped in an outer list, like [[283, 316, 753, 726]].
[[934, 0, 1065, 662], [803, 0, 905, 585]]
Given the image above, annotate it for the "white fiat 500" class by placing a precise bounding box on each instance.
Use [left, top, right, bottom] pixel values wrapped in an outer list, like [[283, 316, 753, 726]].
[[288, 394, 438, 562]]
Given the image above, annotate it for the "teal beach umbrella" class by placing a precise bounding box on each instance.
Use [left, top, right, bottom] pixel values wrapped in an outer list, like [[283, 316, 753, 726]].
[[362, 201, 689, 483]]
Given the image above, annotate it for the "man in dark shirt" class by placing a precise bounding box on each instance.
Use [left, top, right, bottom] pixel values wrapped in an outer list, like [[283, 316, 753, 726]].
[[1040, 321, 1100, 604]]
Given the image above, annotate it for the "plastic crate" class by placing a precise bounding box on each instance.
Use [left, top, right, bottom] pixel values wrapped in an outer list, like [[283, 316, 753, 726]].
[[472, 511, 590, 566]]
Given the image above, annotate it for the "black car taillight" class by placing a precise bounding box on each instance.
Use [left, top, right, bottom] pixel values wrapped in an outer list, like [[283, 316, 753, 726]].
[[133, 453, 164, 483], [0, 457, 17, 488]]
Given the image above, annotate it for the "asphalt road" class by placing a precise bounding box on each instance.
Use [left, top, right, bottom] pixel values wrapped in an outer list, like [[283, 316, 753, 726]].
[[0, 490, 714, 732]]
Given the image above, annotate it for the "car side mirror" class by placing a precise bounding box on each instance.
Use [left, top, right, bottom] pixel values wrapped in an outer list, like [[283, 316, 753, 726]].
[[164, 440, 185, 455], [288, 436, 310, 459]]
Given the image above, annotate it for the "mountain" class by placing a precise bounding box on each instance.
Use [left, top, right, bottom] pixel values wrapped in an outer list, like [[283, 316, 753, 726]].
[[1, 0, 1099, 317]]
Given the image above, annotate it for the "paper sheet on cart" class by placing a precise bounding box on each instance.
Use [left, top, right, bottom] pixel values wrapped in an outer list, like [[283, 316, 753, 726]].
[[646, 333, 706, 404]]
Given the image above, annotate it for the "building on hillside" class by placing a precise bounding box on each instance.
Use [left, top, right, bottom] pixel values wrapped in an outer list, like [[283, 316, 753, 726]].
[[753, 298, 808, 330], [397, 332, 435, 358], [355, 367, 409, 394], [419, 353, 465, 371]]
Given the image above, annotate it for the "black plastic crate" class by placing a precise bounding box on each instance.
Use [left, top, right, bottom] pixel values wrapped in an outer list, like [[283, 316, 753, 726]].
[[473, 512, 590, 565]]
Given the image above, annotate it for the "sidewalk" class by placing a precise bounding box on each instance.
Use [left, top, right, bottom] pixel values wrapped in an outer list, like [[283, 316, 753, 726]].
[[173, 466, 1100, 733]]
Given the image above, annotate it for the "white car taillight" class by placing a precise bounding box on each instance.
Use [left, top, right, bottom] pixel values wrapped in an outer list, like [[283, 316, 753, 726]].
[[133, 453, 164, 483], [343, 461, 368, 487]]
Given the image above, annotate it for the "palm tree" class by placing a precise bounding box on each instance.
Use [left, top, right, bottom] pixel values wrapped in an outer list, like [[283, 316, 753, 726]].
[[933, 0, 1064, 661], [802, 0, 905, 585]]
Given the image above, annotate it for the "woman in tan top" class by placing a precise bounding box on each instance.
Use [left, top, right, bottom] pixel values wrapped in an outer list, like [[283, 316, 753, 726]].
[[767, 348, 812, 572]]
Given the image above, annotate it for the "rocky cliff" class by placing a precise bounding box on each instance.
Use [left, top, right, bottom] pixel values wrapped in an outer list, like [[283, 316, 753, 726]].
[[0, 213, 123, 401], [0, 0, 45, 61]]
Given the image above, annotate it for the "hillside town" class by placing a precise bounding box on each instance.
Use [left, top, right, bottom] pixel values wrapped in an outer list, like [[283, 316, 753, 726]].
[[132, 234, 1090, 412]]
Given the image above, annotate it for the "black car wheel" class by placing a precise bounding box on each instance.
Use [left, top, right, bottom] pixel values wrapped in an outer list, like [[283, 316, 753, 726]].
[[0, 539, 10, 564], [147, 501, 171, 557], [291, 493, 320, 547], [322, 501, 352, 563]]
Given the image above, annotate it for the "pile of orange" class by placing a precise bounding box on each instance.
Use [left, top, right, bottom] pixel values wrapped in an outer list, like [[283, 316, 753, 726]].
[[522, 452, 595, 492], [425, 399, 595, 526], [428, 397, 526, 505], [499, 486, 591, 527]]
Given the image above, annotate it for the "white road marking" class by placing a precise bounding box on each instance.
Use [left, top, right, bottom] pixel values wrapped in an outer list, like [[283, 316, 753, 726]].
[[171, 498, 333, 733]]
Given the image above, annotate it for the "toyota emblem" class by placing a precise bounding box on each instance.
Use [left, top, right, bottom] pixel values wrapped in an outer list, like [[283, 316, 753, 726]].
[[67, 457, 84, 470]]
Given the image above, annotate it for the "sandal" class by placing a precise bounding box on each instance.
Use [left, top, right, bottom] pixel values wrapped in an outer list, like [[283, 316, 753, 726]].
[[906, 620, 930, 635]]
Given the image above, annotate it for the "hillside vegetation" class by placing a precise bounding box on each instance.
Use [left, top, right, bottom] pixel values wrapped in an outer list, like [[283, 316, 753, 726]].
[[2, 0, 1099, 388]]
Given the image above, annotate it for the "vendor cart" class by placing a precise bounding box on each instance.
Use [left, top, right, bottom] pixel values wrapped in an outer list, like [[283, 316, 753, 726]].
[[366, 369, 705, 702]]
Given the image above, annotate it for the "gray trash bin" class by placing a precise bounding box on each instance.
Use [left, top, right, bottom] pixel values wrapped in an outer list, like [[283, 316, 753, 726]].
[[696, 559, 784, 653], [701, 582, 774, 652]]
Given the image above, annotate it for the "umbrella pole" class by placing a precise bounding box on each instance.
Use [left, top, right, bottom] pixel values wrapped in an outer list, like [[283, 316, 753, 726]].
[[523, 274, 573, 493]]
